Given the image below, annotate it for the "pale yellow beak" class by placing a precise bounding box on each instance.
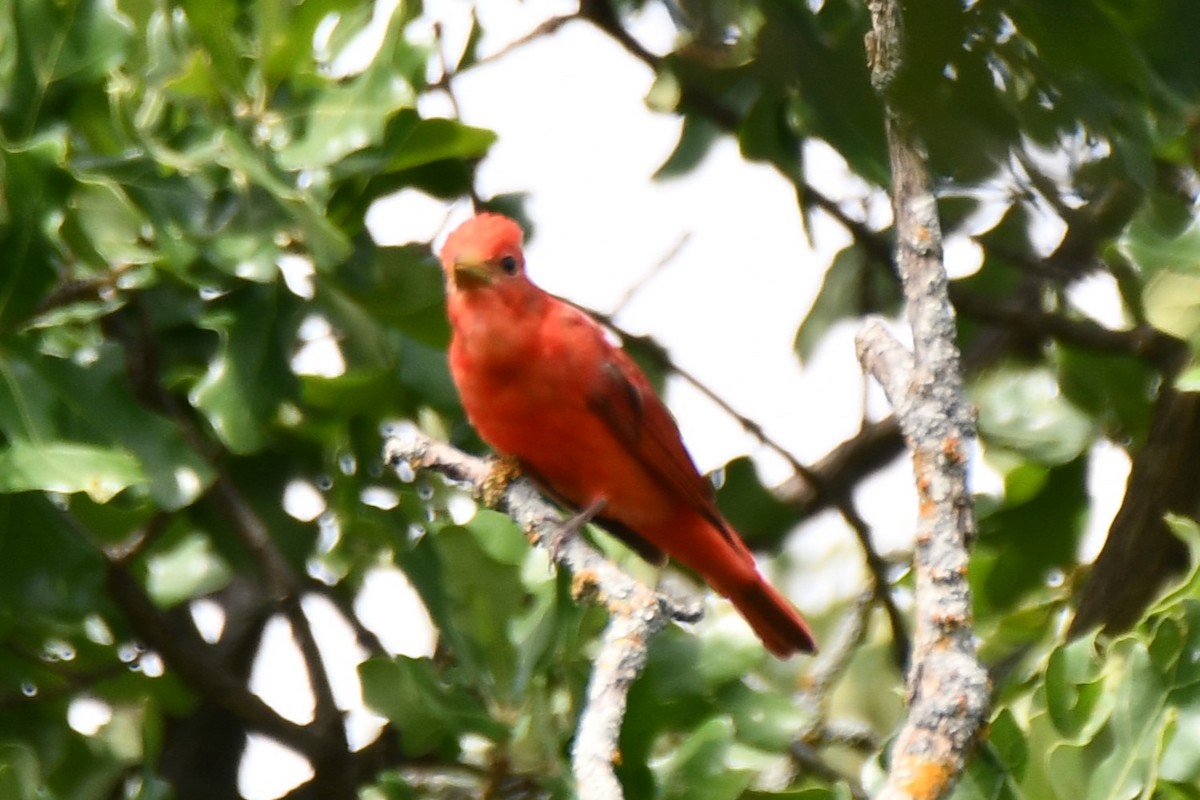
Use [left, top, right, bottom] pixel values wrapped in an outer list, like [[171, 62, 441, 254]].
[[452, 260, 493, 289]]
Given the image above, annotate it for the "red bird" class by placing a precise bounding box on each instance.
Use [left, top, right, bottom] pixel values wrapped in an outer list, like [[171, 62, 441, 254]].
[[439, 213, 815, 657]]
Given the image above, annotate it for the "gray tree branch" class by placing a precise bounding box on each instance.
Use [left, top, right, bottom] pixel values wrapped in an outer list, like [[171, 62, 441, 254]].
[[383, 432, 701, 800], [857, 1, 990, 797]]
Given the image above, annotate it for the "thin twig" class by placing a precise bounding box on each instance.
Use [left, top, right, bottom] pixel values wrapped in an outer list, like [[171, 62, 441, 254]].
[[787, 592, 876, 796], [608, 231, 692, 317], [806, 590, 875, 700], [430, 21, 482, 212], [427, 13, 577, 90]]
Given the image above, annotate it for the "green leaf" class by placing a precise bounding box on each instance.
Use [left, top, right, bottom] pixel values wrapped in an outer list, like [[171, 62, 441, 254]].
[[974, 458, 1087, 613], [0, 441, 143, 502], [174, 0, 249, 91], [1175, 364, 1200, 392], [144, 532, 232, 607], [655, 717, 752, 800], [254, 0, 366, 89], [1143, 270, 1200, 347], [1045, 634, 1110, 740], [0, 494, 105, 620], [0, 340, 208, 510], [0, 742, 40, 800], [60, 180, 158, 270], [434, 523, 525, 691], [951, 708, 1028, 800], [795, 245, 900, 363], [466, 509, 530, 567], [1046, 639, 1173, 800], [359, 656, 503, 757], [1056, 347, 1156, 442], [0, 132, 69, 329], [381, 117, 498, 174], [722, 682, 809, 751], [190, 287, 296, 455], [25, 345, 215, 510], [277, 3, 421, 171], [973, 365, 1094, 465], [326, 244, 449, 348], [507, 581, 558, 695], [364, 771, 418, 800], [739, 90, 803, 183], [1119, 201, 1200, 283], [1145, 516, 1200, 620], [11, 0, 134, 109], [743, 790, 849, 800], [215, 131, 352, 269], [715, 456, 796, 547], [654, 116, 722, 180]]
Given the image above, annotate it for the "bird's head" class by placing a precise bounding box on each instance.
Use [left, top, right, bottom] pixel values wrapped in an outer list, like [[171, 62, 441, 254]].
[[439, 213, 528, 293]]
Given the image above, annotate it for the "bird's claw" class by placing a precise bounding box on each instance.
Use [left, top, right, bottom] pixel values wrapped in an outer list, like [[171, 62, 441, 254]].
[[545, 498, 607, 563]]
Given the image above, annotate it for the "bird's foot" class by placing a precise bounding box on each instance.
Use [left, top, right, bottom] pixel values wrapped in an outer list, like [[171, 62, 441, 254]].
[[482, 454, 523, 508], [546, 498, 607, 563]]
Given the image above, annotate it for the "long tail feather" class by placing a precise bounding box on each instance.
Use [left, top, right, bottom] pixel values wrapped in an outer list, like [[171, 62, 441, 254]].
[[728, 579, 818, 657]]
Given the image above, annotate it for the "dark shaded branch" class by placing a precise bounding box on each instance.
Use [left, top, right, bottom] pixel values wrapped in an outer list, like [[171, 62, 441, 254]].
[[777, 417, 903, 511], [1069, 385, 1198, 636], [159, 579, 275, 800], [104, 298, 356, 797], [949, 287, 1185, 370], [302, 579, 389, 657], [206, 476, 353, 795], [104, 557, 323, 754]]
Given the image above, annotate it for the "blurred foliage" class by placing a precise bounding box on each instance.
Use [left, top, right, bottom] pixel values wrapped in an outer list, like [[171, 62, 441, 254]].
[[0, 0, 1199, 798]]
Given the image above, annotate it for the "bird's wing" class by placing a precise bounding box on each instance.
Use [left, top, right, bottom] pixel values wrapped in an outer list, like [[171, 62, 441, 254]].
[[581, 328, 744, 552]]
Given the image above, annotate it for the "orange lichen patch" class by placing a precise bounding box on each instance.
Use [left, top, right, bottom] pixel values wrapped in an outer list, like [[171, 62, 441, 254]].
[[918, 497, 937, 519], [571, 568, 602, 599], [914, 225, 937, 250], [482, 454, 522, 507], [895, 754, 952, 799], [941, 436, 964, 463]]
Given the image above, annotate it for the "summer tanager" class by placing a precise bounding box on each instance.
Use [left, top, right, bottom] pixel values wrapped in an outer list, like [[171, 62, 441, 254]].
[[439, 213, 816, 657]]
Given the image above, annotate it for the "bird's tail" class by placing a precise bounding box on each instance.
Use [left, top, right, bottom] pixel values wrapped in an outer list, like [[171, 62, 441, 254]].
[[728, 578, 817, 658]]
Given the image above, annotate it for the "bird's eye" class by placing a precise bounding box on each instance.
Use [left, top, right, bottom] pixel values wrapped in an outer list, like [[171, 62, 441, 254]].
[[499, 255, 519, 275]]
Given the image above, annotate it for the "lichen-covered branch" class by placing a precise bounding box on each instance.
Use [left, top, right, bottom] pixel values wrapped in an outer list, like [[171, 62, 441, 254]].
[[857, 1, 990, 798], [383, 433, 701, 800]]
